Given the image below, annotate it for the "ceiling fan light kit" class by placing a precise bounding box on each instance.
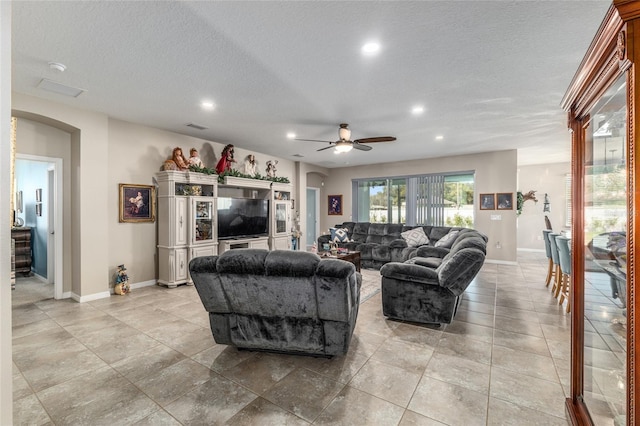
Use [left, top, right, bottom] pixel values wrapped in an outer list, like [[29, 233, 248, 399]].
[[296, 123, 396, 154]]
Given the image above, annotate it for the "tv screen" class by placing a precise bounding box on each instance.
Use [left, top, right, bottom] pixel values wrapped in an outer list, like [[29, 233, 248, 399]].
[[217, 197, 269, 239]]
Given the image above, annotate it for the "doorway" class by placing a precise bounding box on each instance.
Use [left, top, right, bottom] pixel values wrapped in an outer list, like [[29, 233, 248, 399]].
[[15, 154, 63, 300], [306, 187, 320, 250]]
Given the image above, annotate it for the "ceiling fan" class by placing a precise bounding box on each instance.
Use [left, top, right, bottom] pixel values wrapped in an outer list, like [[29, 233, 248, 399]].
[[296, 123, 396, 153]]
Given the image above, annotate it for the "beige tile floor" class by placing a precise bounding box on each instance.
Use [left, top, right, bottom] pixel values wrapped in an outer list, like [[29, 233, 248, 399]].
[[13, 252, 573, 425]]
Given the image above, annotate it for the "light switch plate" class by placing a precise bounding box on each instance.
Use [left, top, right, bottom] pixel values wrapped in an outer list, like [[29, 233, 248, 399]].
[[490, 214, 502, 220]]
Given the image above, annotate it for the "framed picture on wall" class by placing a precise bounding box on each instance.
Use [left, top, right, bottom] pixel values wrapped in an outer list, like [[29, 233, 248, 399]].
[[497, 192, 514, 210], [479, 193, 495, 210], [119, 184, 156, 223], [328, 194, 343, 215]]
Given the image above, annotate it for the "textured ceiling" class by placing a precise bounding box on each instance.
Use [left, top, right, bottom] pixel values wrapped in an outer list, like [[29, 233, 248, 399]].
[[11, 1, 610, 168]]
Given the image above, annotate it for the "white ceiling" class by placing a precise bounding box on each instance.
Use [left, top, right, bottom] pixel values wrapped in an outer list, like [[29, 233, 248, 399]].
[[11, 1, 611, 168]]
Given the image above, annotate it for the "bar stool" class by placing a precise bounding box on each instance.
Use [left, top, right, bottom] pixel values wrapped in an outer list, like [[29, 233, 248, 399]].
[[548, 233, 562, 298], [542, 230, 555, 287], [555, 235, 571, 313]]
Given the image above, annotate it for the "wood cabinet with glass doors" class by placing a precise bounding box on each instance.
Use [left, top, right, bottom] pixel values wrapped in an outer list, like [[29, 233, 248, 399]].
[[156, 171, 218, 287], [561, 2, 640, 424]]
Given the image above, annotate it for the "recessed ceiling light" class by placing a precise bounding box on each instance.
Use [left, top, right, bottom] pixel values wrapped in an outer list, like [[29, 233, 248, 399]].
[[361, 42, 381, 55], [412, 106, 425, 115], [48, 62, 66, 72], [286, 132, 296, 139], [435, 135, 444, 141], [200, 101, 215, 110]]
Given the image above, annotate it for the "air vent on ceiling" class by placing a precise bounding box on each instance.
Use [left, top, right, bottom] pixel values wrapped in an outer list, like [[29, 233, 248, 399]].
[[37, 78, 85, 97], [292, 154, 304, 158], [185, 123, 208, 130]]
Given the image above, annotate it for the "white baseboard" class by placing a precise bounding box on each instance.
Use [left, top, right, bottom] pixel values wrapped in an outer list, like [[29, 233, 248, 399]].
[[60, 291, 72, 299], [31, 273, 49, 283], [130, 279, 157, 290], [71, 290, 111, 303], [69, 280, 158, 302], [517, 248, 545, 253], [484, 259, 518, 266]]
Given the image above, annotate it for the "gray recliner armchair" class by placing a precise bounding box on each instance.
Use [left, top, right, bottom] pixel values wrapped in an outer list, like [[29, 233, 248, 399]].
[[189, 249, 361, 357], [380, 246, 485, 325]]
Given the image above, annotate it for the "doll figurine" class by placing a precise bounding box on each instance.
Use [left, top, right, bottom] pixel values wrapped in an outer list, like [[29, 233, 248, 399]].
[[243, 154, 258, 176], [266, 160, 278, 178], [215, 144, 236, 174], [187, 148, 203, 168]]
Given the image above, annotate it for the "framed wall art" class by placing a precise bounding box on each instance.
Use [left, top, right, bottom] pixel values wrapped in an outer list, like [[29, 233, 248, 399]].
[[497, 192, 514, 210], [119, 183, 156, 223], [479, 193, 495, 210], [328, 194, 343, 215]]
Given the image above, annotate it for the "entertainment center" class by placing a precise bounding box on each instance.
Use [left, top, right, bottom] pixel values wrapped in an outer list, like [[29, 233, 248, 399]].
[[156, 171, 292, 287]]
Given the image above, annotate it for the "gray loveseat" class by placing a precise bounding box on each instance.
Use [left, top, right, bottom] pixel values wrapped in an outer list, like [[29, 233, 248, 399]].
[[379, 235, 487, 325], [189, 249, 361, 357], [318, 222, 484, 269]]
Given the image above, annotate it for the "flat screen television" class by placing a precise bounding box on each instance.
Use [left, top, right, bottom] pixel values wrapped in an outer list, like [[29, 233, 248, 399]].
[[217, 197, 269, 239]]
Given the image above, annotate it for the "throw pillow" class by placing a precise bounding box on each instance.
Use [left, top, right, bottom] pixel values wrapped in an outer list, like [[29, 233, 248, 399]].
[[401, 227, 430, 247], [434, 230, 460, 248], [331, 227, 351, 243]]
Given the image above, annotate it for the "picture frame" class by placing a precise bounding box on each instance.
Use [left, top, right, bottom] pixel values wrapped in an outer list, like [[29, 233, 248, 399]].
[[479, 193, 495, 210], [497, 192, 514, 210], [328, 194, 343, 215], [119, 183, 156, 223]]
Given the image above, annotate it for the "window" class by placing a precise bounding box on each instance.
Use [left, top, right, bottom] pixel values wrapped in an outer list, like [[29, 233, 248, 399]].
[[353, 172, 474, 226]]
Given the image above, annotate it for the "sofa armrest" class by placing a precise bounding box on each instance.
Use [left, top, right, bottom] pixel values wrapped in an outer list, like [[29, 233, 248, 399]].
[[380, 262, 439, 285], [315, 259, 361, 322], [189, 256, 231, 313], [438, 248, 485, 296], [415, 245, 450, 258], [318, 234, 331, 246]]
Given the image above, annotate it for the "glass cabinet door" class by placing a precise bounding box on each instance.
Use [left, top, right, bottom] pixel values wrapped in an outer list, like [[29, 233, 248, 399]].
[[582, 73, 627, 424], [193, 199, 214, 243], [275, 202, 287, 234]]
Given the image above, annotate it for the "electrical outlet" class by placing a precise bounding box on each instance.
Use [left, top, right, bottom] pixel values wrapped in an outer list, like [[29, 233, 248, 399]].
[[495, 241, 502, 249], [537, 235, 542, 241]]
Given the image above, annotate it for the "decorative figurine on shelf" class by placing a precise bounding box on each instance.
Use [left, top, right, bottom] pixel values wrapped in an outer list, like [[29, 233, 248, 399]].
[[114, 264, 130, 295], [163, 147, 189, 171], [266, 160, 278, 178], [187, 148, 203, 168], [243, 154, 258, 176], [215, 144, 236, 174]]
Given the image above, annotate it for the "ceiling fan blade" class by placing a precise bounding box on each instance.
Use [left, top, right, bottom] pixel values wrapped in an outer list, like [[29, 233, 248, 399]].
[[352, 143, 373, 151], [295, 138, 335, 143], [317, 145, 335, 152], [354, 136, 396, 144]]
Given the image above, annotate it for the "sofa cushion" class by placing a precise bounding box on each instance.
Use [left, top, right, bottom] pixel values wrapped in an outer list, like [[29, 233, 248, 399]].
[[435, 229, 460, 248], [265, 250, 319, 277], [352, 222, 370, 243], [401, 227, 430, 247], [216, 249, 268, 275], [330, 227, 352, 243]]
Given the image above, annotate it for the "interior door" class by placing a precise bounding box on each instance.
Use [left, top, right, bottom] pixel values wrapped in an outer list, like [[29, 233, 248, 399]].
[[306, 188, 318, 250]]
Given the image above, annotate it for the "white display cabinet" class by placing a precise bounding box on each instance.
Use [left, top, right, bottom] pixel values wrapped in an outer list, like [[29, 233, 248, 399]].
[[270, 183, 292, 250], [156, 171, 218, 287]]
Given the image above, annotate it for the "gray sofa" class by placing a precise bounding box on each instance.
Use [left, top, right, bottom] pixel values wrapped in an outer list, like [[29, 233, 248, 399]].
[[318, 222, 485, 269], [379, 234, 487, 325], [189, 249, 361, 357]]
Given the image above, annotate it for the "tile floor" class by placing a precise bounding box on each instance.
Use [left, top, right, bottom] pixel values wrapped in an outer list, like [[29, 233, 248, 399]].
[[13, 252, 573, 425]]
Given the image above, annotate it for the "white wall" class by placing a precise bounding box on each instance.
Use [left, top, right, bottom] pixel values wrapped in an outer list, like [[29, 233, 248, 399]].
[[0, 2, 12, 423], [107, 118, 296, 286], [517, 162, 570, 250], [315, 150, 518, 262]]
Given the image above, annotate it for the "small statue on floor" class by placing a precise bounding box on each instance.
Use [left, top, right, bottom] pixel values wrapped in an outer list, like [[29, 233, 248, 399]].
[[115, 264, 130, 295]]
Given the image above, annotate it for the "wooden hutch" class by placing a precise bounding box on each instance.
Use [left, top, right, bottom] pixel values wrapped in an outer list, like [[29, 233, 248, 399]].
[[561, 1, 640, 424]]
